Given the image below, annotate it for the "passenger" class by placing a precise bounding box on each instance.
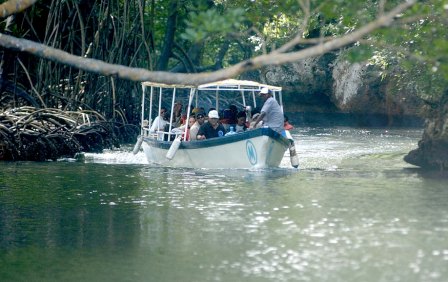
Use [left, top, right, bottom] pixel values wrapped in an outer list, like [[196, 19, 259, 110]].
[[220, 108, 234, 131], [251, 88, 284, 133], [173, 115, 196, 141], [249, 113, 263, 129], [189, 112, 205, 141], [228, 104, 238, 125], [284, 115, 294, 130], [173, 101, 183, 127], [196, 110, 226, 140], [181, 104, 194, 126], [205, 107, 216, 123], [235, 111, 248, 133], [150, 107, 168, 139]]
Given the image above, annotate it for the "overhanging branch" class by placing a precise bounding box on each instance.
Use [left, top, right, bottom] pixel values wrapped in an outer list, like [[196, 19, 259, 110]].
[[0, 0, 416, 86], [0, 0, 37, 18]]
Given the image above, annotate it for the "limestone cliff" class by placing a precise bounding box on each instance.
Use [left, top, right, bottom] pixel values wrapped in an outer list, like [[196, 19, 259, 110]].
[[261, 52, 423, 117]]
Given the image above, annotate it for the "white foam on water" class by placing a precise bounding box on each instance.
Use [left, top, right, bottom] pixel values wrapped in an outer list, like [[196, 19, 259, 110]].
[[84, 149, 148, 164]]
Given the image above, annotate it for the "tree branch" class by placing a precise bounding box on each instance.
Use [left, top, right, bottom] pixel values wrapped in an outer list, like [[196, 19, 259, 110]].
[[0, 0, 416, 86], [0, 0, 37, 18]]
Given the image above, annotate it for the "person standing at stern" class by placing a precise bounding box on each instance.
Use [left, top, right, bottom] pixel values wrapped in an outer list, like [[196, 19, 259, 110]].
[[251, 87, 284, 134]]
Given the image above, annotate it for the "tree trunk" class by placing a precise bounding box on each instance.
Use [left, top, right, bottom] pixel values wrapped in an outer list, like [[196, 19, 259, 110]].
[[157, 0, 178, 71]]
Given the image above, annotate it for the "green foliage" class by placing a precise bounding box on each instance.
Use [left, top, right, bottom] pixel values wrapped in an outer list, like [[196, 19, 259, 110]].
[[335, 0, 448, 102], [4, 0, 446, 121], [345, 44, 375, 63], [180, 7, 245, 42]]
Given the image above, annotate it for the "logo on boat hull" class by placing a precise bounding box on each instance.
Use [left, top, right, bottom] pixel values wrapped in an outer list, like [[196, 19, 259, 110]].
[[246, 140, 257, 165]]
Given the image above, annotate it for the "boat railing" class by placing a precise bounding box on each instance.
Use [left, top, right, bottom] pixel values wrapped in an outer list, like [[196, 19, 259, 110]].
[[144, 128, 182, 141]]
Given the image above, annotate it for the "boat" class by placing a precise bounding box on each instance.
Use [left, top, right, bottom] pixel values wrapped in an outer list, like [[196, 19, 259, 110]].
[[133, 79, 299, 169]]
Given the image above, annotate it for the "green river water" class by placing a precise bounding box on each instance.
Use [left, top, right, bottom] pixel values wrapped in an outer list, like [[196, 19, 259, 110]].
[[1, 127, 447, 282]]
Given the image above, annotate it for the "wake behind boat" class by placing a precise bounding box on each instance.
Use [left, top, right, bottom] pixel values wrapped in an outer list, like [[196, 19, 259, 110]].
[[134, 79, 299, 169]]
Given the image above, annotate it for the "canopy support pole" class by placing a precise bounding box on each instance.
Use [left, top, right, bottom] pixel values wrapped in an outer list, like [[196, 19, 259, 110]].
[[168, 88, 177, 134], [184, 88, 196, 140], [140, 84, 146, 136]]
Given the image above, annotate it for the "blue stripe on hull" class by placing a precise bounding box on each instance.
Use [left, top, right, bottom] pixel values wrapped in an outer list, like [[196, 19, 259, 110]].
[[143, 128, 290, 149]]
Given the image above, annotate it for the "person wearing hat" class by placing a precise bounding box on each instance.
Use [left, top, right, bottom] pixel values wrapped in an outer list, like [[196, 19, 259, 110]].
[[189, 112, 206, 141], [196, 110, 226, 140], [251, 87, 284, 133]]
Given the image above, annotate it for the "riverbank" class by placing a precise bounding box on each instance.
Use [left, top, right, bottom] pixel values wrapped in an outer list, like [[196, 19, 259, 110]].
[[0, 107, 138, 161]]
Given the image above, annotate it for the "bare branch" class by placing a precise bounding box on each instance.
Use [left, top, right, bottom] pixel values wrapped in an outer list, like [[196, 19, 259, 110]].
[[0, 0, 37, 18], [0, 0, 417, 86]]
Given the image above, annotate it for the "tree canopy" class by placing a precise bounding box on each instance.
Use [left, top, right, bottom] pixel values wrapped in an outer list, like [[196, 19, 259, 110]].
[[0, 0, 446, 121]]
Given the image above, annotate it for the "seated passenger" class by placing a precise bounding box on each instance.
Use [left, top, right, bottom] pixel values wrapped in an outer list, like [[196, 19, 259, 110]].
[[189, 112, 206, 141], [173, 101, 183, 127], [284, 115, 294, 130], [196, 110, 226, 140], [150, 107, 168, 132], [172, 115, 196, 141], [150, 107, 169, 140], [235, 111, 248, 133], [249, 113, 263, 129], [220, 108, 236, 131], [228, 105, 238, 124]]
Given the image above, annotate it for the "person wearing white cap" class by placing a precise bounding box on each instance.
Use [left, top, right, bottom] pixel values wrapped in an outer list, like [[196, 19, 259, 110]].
[[251, 87, 284, 133], [196, 110, 226, 140]]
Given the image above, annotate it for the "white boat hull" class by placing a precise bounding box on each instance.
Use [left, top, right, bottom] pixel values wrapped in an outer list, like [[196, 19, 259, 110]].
[[141, 128, 289, 169]]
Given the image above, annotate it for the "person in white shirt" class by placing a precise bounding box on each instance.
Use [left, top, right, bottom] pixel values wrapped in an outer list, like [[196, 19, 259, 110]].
[[150, 107, 168, 139]]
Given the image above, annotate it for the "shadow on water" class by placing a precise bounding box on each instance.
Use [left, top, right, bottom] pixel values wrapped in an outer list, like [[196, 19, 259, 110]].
[[0, 162, 145, 251], [404, 167, 448, 180]]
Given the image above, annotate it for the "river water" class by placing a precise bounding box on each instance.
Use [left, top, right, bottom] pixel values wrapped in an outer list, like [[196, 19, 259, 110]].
[[1, 127, 447, 282]]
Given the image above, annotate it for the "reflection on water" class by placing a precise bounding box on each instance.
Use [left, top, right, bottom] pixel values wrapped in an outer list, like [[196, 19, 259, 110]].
[[1, 127, 448, 282]]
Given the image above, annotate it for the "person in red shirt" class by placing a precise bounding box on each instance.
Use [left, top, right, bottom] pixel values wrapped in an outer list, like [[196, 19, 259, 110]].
[[284, 115, 294, 130]]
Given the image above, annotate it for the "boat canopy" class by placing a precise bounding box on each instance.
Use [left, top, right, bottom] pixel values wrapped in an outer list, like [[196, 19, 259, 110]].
[[141, 81, 195, 88], [139, 78, 284, 139], [198, 79, 282, 92], [141, 79, 282, 92]]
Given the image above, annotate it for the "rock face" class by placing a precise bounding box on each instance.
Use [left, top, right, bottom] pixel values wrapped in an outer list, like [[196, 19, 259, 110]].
[[331, 59, 424, 117], [404, 94, 448, 170], [261, 52, 423, 117], [262, 53, 336, 111]]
